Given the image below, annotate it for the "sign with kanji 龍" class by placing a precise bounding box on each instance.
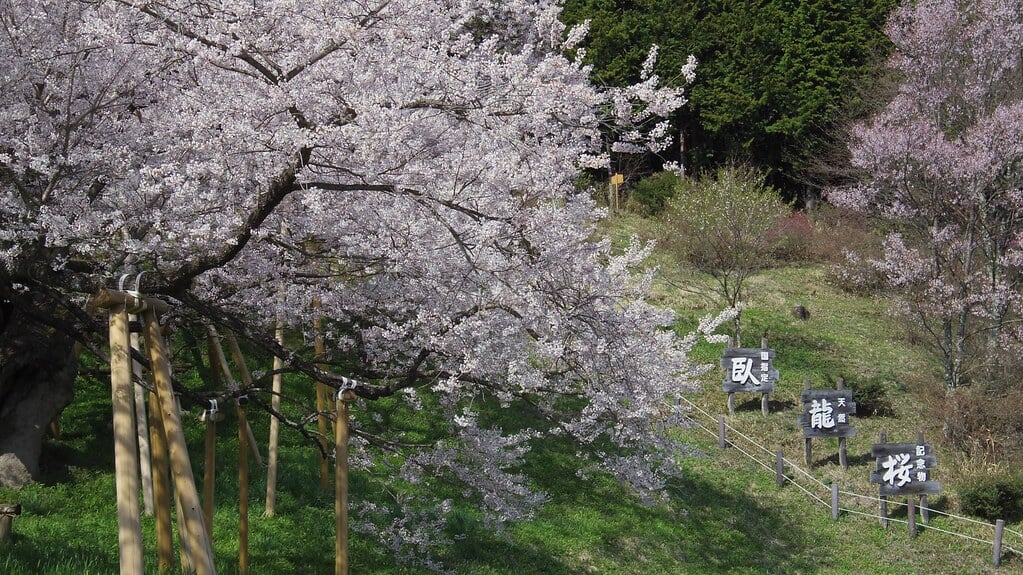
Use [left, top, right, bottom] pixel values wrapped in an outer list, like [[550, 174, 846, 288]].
[[798, 389, 856, 438], [870, 442, 940, 496], [721, 347, 778, 394]]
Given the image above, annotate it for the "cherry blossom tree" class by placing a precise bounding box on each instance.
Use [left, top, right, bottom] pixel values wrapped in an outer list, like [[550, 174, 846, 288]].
[[830, 0, 1023, 392], [0, 0, 722, 562]]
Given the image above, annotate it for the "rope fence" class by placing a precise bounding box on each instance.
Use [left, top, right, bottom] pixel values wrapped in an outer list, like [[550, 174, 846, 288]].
[[676, 393, 1022, 567]]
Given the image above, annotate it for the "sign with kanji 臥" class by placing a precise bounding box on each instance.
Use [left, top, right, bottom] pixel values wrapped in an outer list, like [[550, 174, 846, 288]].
[[721, 347, 778, 393], [870, 442, 941, 496], [798, 389, 856, 438]]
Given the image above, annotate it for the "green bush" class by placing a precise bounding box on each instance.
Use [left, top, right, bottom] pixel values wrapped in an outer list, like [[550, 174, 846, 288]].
[[844, 375, 894, 417], [959, 473, 1023, 522], [627, 171, 680, 216]]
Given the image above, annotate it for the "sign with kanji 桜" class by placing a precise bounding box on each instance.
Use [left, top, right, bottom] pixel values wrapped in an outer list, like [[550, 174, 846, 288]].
[[870, 443, 941, 496], [798, 390, 856, 438], [721, 347, 778, 393]]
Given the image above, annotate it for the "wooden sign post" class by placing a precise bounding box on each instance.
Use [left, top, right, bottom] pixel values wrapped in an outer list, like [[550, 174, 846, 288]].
[[870, 434, 940, 538], [721, 337, 778, 415], [797, 378, 856, 468]]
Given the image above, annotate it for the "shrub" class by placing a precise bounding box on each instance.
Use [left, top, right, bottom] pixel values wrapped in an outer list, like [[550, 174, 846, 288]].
[[766, 212, 815, 263], [844, 375, 894, 417], [627, 171, 680, 216], [959, 473, 1023, 522]]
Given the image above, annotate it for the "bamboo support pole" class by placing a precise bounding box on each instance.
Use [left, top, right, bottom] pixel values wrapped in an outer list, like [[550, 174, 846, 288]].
[[149, 383, 174, 572], [109, 304, 145, 575], [130, 322, 155, 516], [265, 322, 285, 516], [142, 309, 217, 575]]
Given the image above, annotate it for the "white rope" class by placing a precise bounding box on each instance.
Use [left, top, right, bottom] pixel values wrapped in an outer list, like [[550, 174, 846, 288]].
[[781, 456, 831, 489]]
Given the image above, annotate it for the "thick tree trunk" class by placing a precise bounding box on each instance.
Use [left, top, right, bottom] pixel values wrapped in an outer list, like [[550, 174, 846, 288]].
[[0, 295, 77, 487]]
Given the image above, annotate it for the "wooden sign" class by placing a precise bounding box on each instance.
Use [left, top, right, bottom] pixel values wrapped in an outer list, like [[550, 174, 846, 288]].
[[798, 389, 856, 438], [870, 442, 940, 496], [721, 347, 778, 393], [610, 173, 624, 186]]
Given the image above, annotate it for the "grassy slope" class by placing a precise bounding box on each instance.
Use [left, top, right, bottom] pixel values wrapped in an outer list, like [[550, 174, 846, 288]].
[[0, 214, 1017, 574]]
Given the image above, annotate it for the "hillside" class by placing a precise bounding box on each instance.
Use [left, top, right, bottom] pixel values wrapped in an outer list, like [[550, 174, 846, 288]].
[[0, 216, 1019, 574]]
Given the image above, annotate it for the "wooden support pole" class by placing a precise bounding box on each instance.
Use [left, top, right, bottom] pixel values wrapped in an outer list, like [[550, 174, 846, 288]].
[[314, 309, 331, 491], [238, 401, 250, 575], [130, 321, 155, 517], [727, 392, 735, 416], [775, 451, 785, 488], [265, 322, 285, 516], [218, 331, 264, 467], [908, 497, 917, 538], [718, 416, 727, 449], [109, 304, 145, 575], [202, 405, 218, 537], [336, 390, 353, 575], [831, 484, 840, 520], [879, 431, 888, 529], [142, 309, 217, 575], [994, 519, 1005, 567], [149, 385, 174, 572]]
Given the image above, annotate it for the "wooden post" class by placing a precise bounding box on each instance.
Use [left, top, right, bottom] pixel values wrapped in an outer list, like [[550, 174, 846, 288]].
[[217, 330, 264, 467], [879, 431, 888, 529], [775, 451, 785, 487], [202, 403, 219, 537], [837, 378, 848, 470], [908, 497, 917, 538], [727, 392, 735, 415], [336, 389, 353, 575], [265, 321, 285, 516], [803, 379, 813, 467], [718, 416, 727, 448], [149, 383, 174, 572], [238, 400, 250, 575], [0, 504, 21, 544], [130, 320, 155, 516], [831, 484, 840, 520], [108, 303, 145, 575], [142, 308, 217, 575], [761, 336, 770, 415], [314, 308, 331, 491], [917, 430, 929, 523], [994, 519, 1005, 567]]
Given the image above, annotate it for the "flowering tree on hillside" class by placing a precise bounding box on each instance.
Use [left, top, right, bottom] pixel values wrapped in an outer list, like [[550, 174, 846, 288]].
[[0, 0, 722, 562], [830, 0, 1023, 410]]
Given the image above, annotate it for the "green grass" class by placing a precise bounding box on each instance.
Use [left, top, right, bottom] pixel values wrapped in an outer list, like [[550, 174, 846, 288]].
[[1, 217, 1019, 573]]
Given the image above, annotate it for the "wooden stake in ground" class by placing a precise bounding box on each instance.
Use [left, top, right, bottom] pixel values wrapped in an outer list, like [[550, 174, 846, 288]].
[[129, 317, 155, 517], [142, 307, 217, 575], [207, 327, 263, 466], [202, 401, 221, 537], [265, 321, 285, 516], [314, 308, 331, 491], [108, 302, 145, 575], [336, 387, 355, 575], [148, 383, 174, 572], [238, 398, 250, 575]]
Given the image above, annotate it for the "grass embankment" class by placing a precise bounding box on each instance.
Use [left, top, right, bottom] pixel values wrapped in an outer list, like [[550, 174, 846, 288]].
[[0, 214, 1016, 574]]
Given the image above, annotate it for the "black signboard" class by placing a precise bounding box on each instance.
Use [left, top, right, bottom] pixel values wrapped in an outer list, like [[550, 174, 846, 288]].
[[721, 347, 778, 393], [870, 442, 940, 496], [797, 389, 856, 438]]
